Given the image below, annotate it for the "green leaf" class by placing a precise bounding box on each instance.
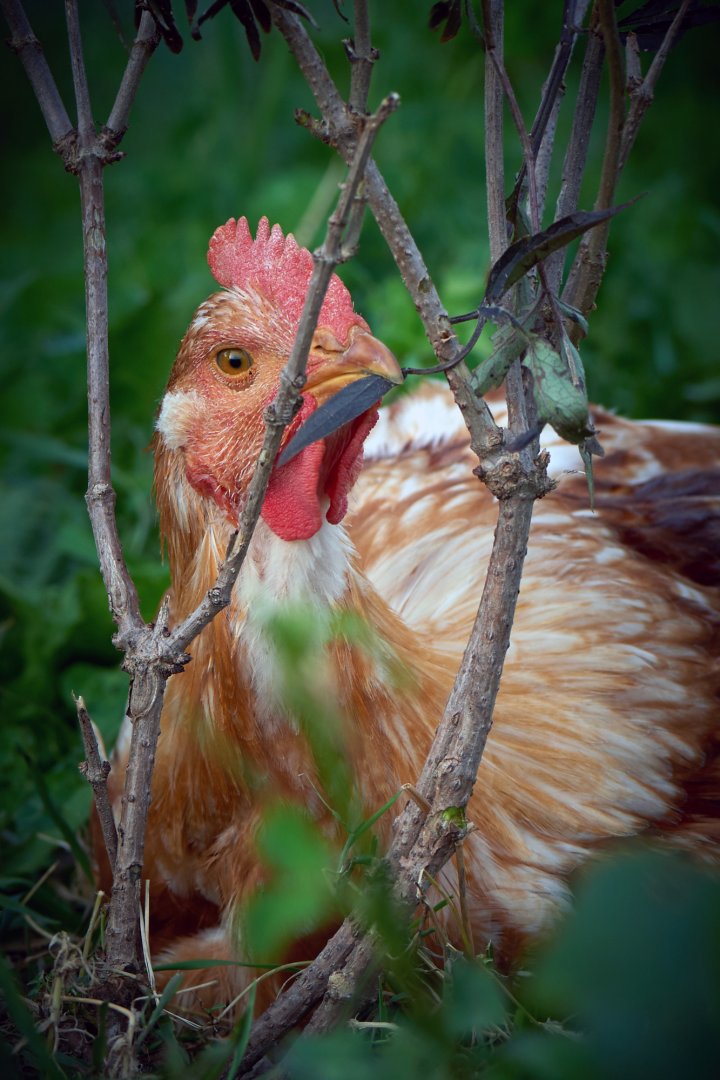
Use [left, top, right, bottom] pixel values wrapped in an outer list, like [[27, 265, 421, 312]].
[[532, 851, 720, 1080], [523, 335, 594, 445], [339, 788, 404, 870], [135, 972, 186, 1049], [556, 298, 590, 336], [242, 804, 338, 961], [472, 322, 530, 396], [442, 957, 506, 1036]]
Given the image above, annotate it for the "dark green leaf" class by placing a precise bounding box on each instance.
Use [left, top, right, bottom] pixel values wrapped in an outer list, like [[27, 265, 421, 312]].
[[429, 1, 463, 41], [618, 0, 720, 51], [556, 298, 590, 335], [523, 335, 594, 444], [472, 323, 530, 397], [143, 0, 184, 52], [484, 202, 638, 305]]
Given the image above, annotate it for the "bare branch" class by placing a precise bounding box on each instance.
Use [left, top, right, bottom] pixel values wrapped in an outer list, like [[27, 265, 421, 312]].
[[481, 0, 537, 440], [1, 0, 74, 145], [593, 0, 625, 212], [482, 0, 506, 263], [346, 0, 376, 114], [76, 694, 118, 872], [529, 0, 590, 156], [619, 0, 692, 170], [546, 23, 604, 294], [562, 0, 625, 324], [105, 10, 160, 143], [484, 18, 541, 236], [271, 5, 501, 459], [65, 0, 93, 138], [168, 93, 398, 656], [241, 922, 358, 1063], [533, 83, 563, 224], [508, 0, 591, 214], [80, 155, 144, 647]]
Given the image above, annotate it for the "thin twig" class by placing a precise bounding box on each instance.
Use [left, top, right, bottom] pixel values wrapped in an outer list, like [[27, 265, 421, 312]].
[[547, 22, 604, 294], [271, 5, 501, 459], [347, 0, 375, 114], [619, 0, 691, 170], [530, 0, 589, 155], [76, 695, 118, 871], [1, 0, 74, 145], [508, 0, 590, 214], [481, 0, 536, 440], [80, 155, 144, 647], [64, 0, 93, 138], [482, 0, 506, 264], [562, 0, 625, 324], [167, 94, 399, 657], [485, 11, 540, 234], [105, 10, 160, 143], [592, 0, 625, 213]]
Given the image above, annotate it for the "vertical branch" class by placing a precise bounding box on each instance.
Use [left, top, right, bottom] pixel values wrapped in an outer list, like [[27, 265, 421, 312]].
[[271, 5, 501, 458], [482, 1, 538, 439], [482, 0, 506, 263], [64, 0, 93, 137], [79, 149, 144, 644], [347, 0, 375, 114], [592, 0, 625, 212], [619, 0, 692, 169], [533, 88, 562, 223], [562, 0, 625, 323], [76, 695, 118, 872], [532, 0, 593, 221], [1, 0, 74, 144], [105, 11, 160, 141], [546, 24, 604, 294]]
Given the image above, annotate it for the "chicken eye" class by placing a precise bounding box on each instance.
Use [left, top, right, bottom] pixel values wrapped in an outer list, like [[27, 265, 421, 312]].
[[216, 347, 254, 376]]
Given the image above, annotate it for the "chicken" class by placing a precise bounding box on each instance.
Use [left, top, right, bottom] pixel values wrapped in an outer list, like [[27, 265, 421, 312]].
[[101, 217, 720, 1012]]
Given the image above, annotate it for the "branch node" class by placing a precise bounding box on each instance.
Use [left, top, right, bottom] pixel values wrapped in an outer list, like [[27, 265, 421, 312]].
[[474, 451, 555, 501], [294, 108, 331, 143]]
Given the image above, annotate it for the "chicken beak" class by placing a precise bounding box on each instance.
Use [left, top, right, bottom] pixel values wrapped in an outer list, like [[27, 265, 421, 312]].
[[304, 330, 403, 403]]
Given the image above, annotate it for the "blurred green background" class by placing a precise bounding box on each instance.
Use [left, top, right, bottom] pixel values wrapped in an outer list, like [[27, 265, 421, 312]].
[[0, 0, 719, 1070]]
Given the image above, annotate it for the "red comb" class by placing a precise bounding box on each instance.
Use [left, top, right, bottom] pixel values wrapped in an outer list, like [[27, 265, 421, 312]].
[[207, 217, 367, 343]]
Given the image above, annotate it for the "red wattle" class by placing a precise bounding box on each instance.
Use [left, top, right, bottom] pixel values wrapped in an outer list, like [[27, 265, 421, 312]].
[[261, 396, 380, 542], [261, 397, 323, 541], [326, 408, 378, 524]]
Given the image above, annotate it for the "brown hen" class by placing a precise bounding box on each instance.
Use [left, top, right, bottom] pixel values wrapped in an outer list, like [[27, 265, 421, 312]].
[[101, 217, 720, 1012]]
